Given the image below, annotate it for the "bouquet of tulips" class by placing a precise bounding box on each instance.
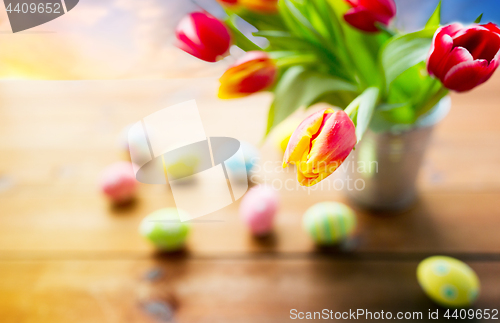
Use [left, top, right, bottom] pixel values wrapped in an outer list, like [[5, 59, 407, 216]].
[[175, 0, 500, 186]]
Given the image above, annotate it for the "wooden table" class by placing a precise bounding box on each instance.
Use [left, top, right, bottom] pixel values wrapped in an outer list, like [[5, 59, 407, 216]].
[[0, 77, 499, 322]]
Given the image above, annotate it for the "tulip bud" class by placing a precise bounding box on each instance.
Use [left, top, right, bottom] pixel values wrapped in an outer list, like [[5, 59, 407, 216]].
[[427, 23, 500, 92], [240, 0, 278, 13], [283, 109, 356, 187], [217, 0, 278, 13], [219, 51, 277, 99], [175, 12, 232, 63], [343, 0, 396, 33], [218, 0, 239, 5]]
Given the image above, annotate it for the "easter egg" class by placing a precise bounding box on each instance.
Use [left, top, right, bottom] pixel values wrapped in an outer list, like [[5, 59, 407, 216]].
[[239, 186, 279, 236], [164, 152, 200, 180], [100, 161, 137, 203], [139, 208, 190, 251], [119, 124, 150, 161], [417, 256, 480, 307], [303, 202, 356, 245], [225, 141, 260, 182]]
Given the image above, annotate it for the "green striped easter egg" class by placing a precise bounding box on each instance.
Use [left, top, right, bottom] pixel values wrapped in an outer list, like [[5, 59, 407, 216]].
[[139, 208, 190, 251], [303, 202, 357, 245]]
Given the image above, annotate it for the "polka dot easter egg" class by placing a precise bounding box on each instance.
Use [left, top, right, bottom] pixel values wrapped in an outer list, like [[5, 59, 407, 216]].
[[239, 186, 279, 236], [100, 161, 137, 204], [417, 256, 480, 308], [303, 202, 357, 245], [140, 208, 190, 251]]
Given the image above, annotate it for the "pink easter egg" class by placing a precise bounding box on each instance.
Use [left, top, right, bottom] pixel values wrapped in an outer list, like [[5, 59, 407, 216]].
[[100, 161, 137, 203], [239, 186, 279, 236]]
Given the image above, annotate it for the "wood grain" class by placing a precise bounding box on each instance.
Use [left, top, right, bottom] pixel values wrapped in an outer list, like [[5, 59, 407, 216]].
[[0, 258, 499, 323], [1, 190, 500, 256], [0, 76, 500, 321], [0, 77, 499, 255]]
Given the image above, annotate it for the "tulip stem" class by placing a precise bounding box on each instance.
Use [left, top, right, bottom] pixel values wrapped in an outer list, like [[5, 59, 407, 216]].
[[275, 54, 317, 68], [416, 85, 449, 117], [344, 97, 361, 118], [375, 23, 396, 37], [224, 17, 262, 52]]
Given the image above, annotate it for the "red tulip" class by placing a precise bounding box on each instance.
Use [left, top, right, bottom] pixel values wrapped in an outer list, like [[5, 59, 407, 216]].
[[175, 12, 232, 63], [343, 0, 396, 33], [283, 109, 356, 187], [218, 0, 238, 5], [219, 51, 277, 99], [427, 23, 500, 92]]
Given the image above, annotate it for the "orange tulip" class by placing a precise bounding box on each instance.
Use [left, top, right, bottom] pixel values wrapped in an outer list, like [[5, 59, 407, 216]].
[[283, 109, 356, 187], [219, 51, 277, 99]]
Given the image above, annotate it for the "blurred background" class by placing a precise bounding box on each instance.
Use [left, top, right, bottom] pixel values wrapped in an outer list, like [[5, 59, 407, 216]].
[[0, 0, 498, 79], [1, 1, 500, 322]]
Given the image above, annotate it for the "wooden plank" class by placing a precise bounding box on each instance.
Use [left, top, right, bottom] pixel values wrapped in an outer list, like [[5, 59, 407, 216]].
[[0, 79, 500, 255], [0, 259, 499, 323], [0, 78, 499, 190], [1, 188, 500, 255]]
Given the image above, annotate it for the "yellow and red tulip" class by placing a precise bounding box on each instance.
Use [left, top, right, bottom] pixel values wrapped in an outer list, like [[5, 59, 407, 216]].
[[283, 109, 356, 187], [219, 51, 277, 99], [175, 12, 232, 63], [240, 0, 278, 14], [427, 23, 500, 92], [344, 0, 396, 33], [273, 118, 301, 153], [218, 0, 278, 14]]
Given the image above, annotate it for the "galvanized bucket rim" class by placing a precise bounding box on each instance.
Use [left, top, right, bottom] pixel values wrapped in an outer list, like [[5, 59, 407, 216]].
[[370, 96, 451, 136]]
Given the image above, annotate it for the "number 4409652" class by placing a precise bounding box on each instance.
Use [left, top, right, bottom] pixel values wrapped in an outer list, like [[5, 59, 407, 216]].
[[6, 3, 62, 14], [444, 309, 498, 320]]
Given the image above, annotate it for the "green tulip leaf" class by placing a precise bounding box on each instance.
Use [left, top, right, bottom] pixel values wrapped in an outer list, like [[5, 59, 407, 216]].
[[425, 1, 442, 28], [224, 16, 262, 51], [474, 13, 483, 24], [345, 87, 379, 143], [277, 0, 342, 62], [380, 27, 437, 91], [327, 0, 388, 87], [266, 66, 358, 135], [253, 30, 315, 50], [309, 0, 343, 45], [278, 0, 323, 46], [235, 9, 286, 31]]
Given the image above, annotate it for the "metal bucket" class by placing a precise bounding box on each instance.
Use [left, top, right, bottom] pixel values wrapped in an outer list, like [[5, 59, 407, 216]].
[[343, 97, 451, 211]]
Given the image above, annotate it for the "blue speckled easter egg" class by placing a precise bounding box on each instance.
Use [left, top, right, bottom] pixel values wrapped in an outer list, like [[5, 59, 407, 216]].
[[417, 256, 480, 307], [225, 141, 260, 181]]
